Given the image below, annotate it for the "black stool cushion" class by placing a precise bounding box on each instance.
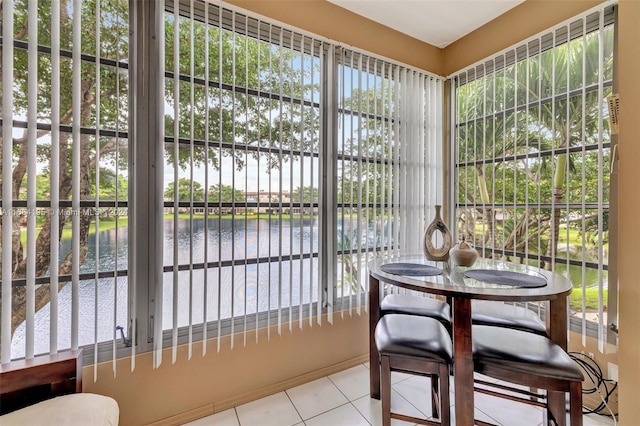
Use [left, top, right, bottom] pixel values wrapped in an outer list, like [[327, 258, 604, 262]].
[[472, 301, 547, 336], [472, 325, 584, 382], [381, 294, 451, 326], [375, 314, 453, 364]]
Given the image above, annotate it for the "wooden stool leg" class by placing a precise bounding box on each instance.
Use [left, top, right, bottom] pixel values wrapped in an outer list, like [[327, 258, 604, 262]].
[[431, 373, 440, 420], [381, 355, 392, 426], [439, 363, 451, 426], [569, 381, 583, 426]]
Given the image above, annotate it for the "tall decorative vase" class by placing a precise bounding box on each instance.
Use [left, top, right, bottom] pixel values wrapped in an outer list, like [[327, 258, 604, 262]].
[[424, 205, 452, 261]]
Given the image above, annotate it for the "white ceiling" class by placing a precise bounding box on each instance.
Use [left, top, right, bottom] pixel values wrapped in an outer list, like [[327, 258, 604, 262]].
[[327, 0, 525, 48]]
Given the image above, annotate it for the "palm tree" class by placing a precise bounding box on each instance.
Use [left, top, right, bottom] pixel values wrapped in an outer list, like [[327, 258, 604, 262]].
[[455, 26, 613, 268]]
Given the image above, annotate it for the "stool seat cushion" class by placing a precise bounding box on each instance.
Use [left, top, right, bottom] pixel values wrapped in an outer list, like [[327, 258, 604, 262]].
[[472, 325, 583, 382], [472, 301, 547, 336], [375, 314, 453, 364], [380, 294, 451, 325]]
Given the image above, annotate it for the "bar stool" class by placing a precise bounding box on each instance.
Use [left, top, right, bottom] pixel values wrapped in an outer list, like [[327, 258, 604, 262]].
[[375, 314, 452, 426], [380, 294, 546, 336], [380, 294, 452, 332], [472, 325, 584, 426]]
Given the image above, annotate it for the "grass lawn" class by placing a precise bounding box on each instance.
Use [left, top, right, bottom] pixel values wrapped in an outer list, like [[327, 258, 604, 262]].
[[569, 287, 607, 311]]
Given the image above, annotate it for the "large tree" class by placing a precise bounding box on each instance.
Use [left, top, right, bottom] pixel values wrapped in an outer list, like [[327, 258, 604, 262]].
[[455, 26, 613, 268], [164, 179, 205, 202], [207, 184, 245, 203], [1, 0, 317, 353], [1, 0, 129, 338]]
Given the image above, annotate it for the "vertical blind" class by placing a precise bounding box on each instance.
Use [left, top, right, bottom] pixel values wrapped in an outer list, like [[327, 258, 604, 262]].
[[1, 0, 443, 373], [335, 50, 443, 314], [450, 3, 616, 350], [162, 0, 325, 362], [0, 0, 130, 375]]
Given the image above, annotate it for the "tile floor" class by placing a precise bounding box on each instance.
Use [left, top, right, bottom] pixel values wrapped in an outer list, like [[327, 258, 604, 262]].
[[184, 362, 617, 426]]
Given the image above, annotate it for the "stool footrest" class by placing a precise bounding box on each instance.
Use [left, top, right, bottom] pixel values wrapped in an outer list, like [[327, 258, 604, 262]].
[[474, 386, 547, 408], [474, 379, 546, 400], [390, 413, 442, 426], [474, 420, 500, 426]]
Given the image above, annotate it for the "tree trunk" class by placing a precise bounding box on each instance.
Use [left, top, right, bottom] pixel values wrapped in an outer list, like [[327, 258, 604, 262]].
[[8, 84, 96, 337], [544, 152, 567, 270], [476, 165, 497, 255]]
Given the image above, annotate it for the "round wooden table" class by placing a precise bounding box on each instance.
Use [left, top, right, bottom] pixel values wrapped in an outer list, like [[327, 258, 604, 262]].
[[368, 255, 573, 426]]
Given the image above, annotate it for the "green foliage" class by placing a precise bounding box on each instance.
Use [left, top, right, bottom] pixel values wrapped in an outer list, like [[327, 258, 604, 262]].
[[569, 288, 608, 312], [207, 184, 245, 202], [164, 178, 204, 202], [292, 186, 318, 203], [163, 12, 321, 172], [455, 25, 614, 265]]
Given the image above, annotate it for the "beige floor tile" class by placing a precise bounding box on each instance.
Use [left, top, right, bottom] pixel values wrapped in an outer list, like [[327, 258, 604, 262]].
[[286, 377, 349, 420], [235, 392, 302, 426]]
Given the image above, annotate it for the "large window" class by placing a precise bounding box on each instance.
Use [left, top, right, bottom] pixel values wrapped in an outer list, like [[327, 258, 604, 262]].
[[451, 6, 616, 344], [1, 0, 129, 362], [335, 52, 443, 313], [162, 2, 323, 352], [1, 0, 443, 370]]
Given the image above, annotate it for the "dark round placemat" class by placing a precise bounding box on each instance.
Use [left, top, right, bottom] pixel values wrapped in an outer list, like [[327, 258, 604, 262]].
[[380, 263, 443, 277], [463, 269, 547, 288]]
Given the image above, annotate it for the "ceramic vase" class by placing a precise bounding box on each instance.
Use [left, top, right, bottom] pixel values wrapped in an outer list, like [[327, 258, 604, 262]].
[[423, 205, 452, 261], [449, 235, 478, 267]]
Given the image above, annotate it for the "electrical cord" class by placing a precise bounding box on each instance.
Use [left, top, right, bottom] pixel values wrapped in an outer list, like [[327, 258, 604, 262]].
[[569, 351, 618, 424]]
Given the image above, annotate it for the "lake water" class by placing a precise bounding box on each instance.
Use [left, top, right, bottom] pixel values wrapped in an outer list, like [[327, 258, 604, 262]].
[[11, 217, 336, 358], [11, 215, 603, 358]]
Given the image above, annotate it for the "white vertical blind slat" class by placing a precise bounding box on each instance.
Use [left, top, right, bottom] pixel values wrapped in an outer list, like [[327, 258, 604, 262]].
[[362, 57, 370, 313], [266, 22, 274, 340], [172, 0, 180, 364], [355, 55, 363, 315], [323, 45, 336, 325], [386, 63, 393, 259], [597, 10, 606, 351], [50, 0, 61, 357], [71, 0, 82, 352], [298, 35, 305, 330], [307, 38, 315, 327], [346, 56, 353, 314], [254, 16, 260, 342], [243, 15, 249, 346], [371, 59, 379, 288], [216, 6, 224, 353], [581, 17, 589, 346], [564, 25, 571, 331], [113, 0, 123, 377], [128, 0, 137, 372], [229, 12, 237, 349], [202, 0, 210, 356], [393, 67, 400, 257], [25, 0, 38, 360], [153, 0, 165, 369], [288, 31, 295, 331], [0, 0, 13, 365], [94, 0, 102, 380], [187, 0, 195, 360], [277, 27, 284, 335]]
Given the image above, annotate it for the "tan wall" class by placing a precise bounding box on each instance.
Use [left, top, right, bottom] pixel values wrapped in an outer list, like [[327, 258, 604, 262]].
[[617, 1, 640, 424], [223, 0, 444, 75], [569, 332, 619, 413], [83, 314, 368, 426]]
